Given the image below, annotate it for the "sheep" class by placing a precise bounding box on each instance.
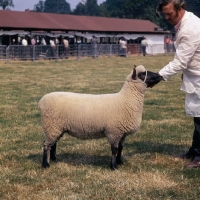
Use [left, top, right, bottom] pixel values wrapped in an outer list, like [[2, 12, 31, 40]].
[[38, 65, 163, 170]]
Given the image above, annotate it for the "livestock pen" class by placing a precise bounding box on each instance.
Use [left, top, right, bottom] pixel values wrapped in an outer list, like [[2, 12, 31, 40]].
[[0, 43, 174, 62], [0, 55, 199, 200]]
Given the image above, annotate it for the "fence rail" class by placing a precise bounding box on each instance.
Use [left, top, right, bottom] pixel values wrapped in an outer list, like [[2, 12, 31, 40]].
[[0, 43, 175, 62]]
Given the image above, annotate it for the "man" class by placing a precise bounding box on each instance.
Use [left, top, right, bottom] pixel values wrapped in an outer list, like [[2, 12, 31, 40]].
[[91, 35, 98, 58], [21, 37, 28, 58], [50, 39, 56, 58], [22, 37, 27, 46], [30, 37, 36, 58], [156, 0, 200, 168], [41, 37, 46, 46], [141, 37, 148, 56], [62, 37, 69, 59], [31, 37, 36, 46], [164, 35, 171, 53], [77, 37, 81, 44], [119, 37, 127, 57]]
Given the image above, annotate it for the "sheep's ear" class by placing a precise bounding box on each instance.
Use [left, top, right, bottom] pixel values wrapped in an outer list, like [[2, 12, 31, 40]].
[[132, 65, 137, 80]]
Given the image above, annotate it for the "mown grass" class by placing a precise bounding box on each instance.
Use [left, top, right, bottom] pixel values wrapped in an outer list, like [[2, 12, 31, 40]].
[[0, 55, 200, 200]]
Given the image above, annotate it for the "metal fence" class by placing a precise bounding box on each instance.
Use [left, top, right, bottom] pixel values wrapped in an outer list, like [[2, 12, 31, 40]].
[[0, 43, 175, 62], [0, 45, 6, 60]]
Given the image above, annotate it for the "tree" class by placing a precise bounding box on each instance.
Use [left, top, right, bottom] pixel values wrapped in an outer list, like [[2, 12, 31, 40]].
[[73, 2, 86, 15], [99, 4, 110, 17], [99, 0, 172, 30], [85, 0, 99, 16], [35, 0, 45, 12], [122, 0, 173, 30], [0, 0, 13, 10], [100, 0, 125, 17], [35, 0, 71, 14]]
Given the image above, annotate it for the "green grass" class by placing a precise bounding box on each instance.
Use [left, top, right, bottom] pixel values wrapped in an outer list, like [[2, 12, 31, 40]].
[[0, 55, 200, 200]]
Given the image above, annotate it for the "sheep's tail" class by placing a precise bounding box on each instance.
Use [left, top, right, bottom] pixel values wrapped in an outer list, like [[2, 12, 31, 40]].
[[38, 98, 43, 111], [38, 100, 41, 110]]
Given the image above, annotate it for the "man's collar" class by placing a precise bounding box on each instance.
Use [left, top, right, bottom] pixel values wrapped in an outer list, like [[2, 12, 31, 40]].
[[174, 10, 186, 32]]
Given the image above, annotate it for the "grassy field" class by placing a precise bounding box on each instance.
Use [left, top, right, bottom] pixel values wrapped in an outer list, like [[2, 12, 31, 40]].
[[0, 55, 200, 200]]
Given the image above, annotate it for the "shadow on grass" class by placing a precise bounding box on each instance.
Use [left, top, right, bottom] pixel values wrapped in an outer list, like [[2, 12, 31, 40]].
[[125, 140, 189, 156], [58, 153, 110, 169], [27, 152, 110, 169]]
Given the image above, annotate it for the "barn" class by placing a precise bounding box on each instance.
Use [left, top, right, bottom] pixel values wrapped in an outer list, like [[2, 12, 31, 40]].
[[0, 10, 169, 56]]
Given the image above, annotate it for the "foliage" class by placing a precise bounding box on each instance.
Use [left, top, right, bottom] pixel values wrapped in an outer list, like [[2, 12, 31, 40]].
[[100, 0, 125, 18], [99, 0, 172, 30], [74, 0, 172, 30], [35, 0, 45, 12], [85, 0, 100, 16], [73, 0, 100, 16], [99, 3, 110, 17], [73, 2, 86, 15], [0, 0, 13, 10], [35, 0, 71, 14]]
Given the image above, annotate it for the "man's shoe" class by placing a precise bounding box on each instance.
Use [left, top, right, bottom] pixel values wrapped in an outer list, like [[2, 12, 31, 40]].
[[174, 151, 194, 159], [181, 152, 194, 159], [185, 158, 200, 168]]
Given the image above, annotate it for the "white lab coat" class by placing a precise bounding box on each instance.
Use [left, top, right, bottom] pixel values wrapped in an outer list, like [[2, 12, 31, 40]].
[[159, 11, 200, 117]]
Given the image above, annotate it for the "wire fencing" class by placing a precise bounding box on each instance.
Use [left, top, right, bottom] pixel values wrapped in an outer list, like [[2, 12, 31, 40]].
[[0, 45, 6, 61], [0, 43, 175, 62]]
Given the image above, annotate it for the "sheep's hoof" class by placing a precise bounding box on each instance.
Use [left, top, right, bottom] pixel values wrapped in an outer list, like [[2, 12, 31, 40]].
[[50, 156, 57, 162], [116, 159, 123, 165], [110, 166, 118, 170], [110, 163, 118, 170], [42, 162, 50, 168]]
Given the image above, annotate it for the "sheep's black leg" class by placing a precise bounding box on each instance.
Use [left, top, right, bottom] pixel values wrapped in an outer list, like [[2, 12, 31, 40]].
[[116, 137, 125, 165], [50, 142, 57, 162], [110, 144, 118, 170], [42, 144, 51, 168], [116, 142, 123, 165]]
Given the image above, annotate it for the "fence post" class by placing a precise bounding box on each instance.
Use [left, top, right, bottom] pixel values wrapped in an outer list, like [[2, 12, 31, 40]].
[[110, 44, 112, 57], [149, 45, 153, 56], [77, 44, 81, 60], [55, 45, 59, 61], [5, 46, 11, 64], [32, 46, 35, 62]]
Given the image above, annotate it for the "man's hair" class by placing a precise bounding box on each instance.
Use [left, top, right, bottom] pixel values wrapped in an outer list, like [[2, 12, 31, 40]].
[[156, 0, 187, 14]]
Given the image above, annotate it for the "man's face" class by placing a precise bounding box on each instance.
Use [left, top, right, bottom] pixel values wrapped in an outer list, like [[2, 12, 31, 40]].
[[162, 3, 183, 25]]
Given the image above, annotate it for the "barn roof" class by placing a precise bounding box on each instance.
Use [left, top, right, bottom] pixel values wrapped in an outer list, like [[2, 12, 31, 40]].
[[0, 10, 164, 33]]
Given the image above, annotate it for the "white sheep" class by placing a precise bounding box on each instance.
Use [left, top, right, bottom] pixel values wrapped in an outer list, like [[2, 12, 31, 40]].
[[38, 65, 163, 170]]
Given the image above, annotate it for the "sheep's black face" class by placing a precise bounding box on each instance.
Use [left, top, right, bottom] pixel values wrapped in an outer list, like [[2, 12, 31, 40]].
[[138, 71, 163, 88]]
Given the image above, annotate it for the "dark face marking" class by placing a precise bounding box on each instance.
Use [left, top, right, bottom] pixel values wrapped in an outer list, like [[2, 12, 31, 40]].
[[138, 71, 163, 88]]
